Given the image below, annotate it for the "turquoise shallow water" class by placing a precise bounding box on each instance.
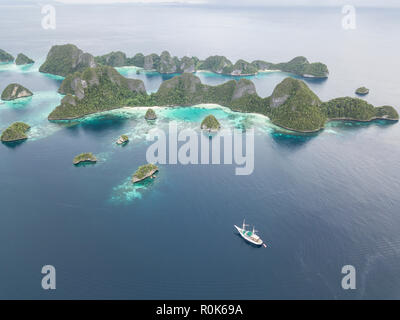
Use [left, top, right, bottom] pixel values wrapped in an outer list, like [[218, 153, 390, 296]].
[[0, 4, 400, 299]]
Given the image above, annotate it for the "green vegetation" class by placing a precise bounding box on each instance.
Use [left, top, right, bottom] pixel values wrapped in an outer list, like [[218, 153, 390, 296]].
[[321, 97, 399, 121], [270, 56, 329, 78], [95, 51, 127, 67], [302, 62, 329, 78], [151, 74, 258, 108], [201, 115, 221, 130], [198, 55, 232, 73], [117, 134, 129, 145], [144, 53, 161, 70], [1, 83, 33, 101], [355, 87, 369, 95], [73, 152, 97, 165], [15, 53, 34, 65], [145, 108, 157, 120], [158, 51, 177, 73], [48, 68, 398, 132], [375, 106, 399, 120], [0, 49, 14, 63], [269, 78, 325, 132], [222, 59, 258, 75], [251, 60, 272, 70], [179, 56, 196, 73], [132, 164, 158, 183], [94, 47, 328, 77], [49, 65, 147, 120], [127, 53, 145, 67], [0, 122, 30, 142], [39, 44, 96, 77]]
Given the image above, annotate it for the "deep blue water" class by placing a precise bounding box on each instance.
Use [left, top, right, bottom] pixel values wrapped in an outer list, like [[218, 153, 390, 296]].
[[0, 4, 400, 299]]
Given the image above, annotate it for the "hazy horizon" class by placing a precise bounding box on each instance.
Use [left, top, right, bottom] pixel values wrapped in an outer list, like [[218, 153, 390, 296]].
[[2, 0, 400, 8]]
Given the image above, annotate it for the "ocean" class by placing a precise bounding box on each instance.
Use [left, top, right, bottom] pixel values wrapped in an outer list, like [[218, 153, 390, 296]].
[[0, 3, 399, 299]]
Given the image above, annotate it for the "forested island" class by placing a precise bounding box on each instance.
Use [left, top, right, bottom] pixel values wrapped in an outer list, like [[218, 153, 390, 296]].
[[201, 115, 221, 131], [145, 108, 157, 120], [15, 53, 34, 65], [38, 44, 329, 78], [0, 122, 30, 142], [47, 64, 398, 133], [355, 87, 369, 95], [0, 49, 34, 65], [95, 50, 329, 78], [132, 164, 158, 183], [39, 44, 97, 77], [73, 152, 97, 165]]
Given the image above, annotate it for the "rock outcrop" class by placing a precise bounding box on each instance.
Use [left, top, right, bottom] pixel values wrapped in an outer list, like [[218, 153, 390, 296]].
[[49, 65, 146, 120], [1, 83, 33, 101], [201, 115, 221, 131], [132, 164, 158, 183], [15, 53, 34, 65], [73, 152, 97, 165], [39, 44, 97, 77], [145, 108, 157, 120], [0, 49, 14, 63]]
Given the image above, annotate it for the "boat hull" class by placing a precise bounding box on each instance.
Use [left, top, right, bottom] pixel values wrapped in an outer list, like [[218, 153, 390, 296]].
[[234, 225, 263, 246]]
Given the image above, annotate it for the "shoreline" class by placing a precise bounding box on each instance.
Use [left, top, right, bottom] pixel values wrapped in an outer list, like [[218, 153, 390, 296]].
[[48, 103, 398, 134], [327, 116, 399, 123], [132, 168, 158, 184], [116, 67, 327, 79]]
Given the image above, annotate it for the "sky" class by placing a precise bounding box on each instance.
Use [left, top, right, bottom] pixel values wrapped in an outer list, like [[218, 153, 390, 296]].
[[51, 0, 400, 7], [4, 0, 400, 7]]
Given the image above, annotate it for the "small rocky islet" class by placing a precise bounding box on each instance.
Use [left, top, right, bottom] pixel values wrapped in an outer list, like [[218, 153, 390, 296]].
[[201, 114, 221, 131], [355, 87, 369, 95], [1, 83, 33, 101], [0, 49, 14, 63], [73, 152, 97, 165], [15, 53, 35, 65], [0, 122, 30, 142], [116, 134, 129, 145], [0, 49, 34, 65], [145, 108, 157, 120], [132, 164, 158, 184]]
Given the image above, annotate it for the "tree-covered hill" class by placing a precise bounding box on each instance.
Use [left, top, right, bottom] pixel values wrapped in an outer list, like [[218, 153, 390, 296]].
[[48, 67, 398, 132]]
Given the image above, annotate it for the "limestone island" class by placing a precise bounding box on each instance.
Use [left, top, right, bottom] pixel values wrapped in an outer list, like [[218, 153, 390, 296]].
[[201, 115, 221, 131], [1, 83, 33, 101], [145, 108, 157, 120], [116, 134, 129, 145], [355, 87, 369, 95], [39, 44, 97, 77], [36, 43, 329, 78], [47, 64, 399, 133], [49, 65, 145, 120], [0, 49, 14, 63], [95, 48, 329, 78], [132, 164, 158, 184], [73, 152, 97, 165], [15, 53, 34, 65], [1, 122, 30, 142]]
